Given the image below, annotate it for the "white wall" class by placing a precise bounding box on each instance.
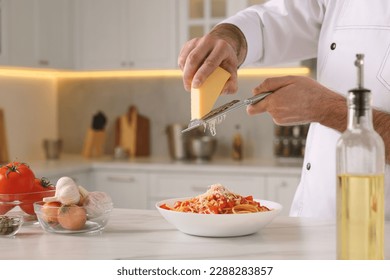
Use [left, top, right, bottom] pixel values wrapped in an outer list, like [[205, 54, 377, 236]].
[[0, 76, 58, 161]]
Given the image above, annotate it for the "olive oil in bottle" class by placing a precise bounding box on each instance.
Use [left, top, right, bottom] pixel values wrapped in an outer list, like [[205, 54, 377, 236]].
[[337, 174, 384, 259], [336, 54, 385, 259]]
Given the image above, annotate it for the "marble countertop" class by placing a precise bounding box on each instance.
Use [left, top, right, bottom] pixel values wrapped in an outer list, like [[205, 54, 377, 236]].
[[2, 209, 389, 260]]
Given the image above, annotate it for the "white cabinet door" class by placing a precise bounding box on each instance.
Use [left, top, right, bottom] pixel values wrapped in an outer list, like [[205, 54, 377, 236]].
[[75, 0, 177, 70], [149, 171, 266, 209], [34, 0, 73, 69], [93, 170, 148, 209], [75, 0, 126, 69], [0, 0, 9, 64], [127, 0, 177, 69], [266, 175, 300, 216], [6, 0, 36, 67], [4, 0, 73, 68]]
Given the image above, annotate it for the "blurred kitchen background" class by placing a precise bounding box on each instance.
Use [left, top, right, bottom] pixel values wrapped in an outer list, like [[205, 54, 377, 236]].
[[0, 0, 315, 161]]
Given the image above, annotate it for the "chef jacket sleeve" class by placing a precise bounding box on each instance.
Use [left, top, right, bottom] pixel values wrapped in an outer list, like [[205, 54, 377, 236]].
[[221, 0, 326, 66]]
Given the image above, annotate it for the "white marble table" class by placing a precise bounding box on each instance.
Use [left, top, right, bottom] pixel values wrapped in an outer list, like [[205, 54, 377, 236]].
[[1, 209, 389, 260]]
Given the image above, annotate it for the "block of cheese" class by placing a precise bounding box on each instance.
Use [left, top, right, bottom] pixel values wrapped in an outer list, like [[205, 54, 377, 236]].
[[191, 66, 231, 119]]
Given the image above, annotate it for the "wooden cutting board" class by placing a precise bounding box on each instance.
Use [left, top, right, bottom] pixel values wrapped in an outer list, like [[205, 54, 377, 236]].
[[0, 109, 9, 163], [115, 106, 150, 157]]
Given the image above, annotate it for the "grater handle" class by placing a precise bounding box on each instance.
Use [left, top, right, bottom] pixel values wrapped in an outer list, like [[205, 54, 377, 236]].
[[244, 91, 273, 105]]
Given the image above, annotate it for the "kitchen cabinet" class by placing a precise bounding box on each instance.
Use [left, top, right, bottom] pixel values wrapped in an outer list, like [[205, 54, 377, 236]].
[[43, 170, 92, 189], [33, 0, 73, 69], [4, 0, 35, 67], [75, 166, 299, 215], [178, 0, 267, 46], [178, 0, 300, 68], [1, 0, 73, 68], [0, 0, 8, 64], [92, 169, 149, 209], [1, 0, 295, 70], [178, 0, 227, 47], [74, 0, 177, 70], [148, 171, 266, 209], [266, 175, 300, 216], [31, 158, 301, 215]]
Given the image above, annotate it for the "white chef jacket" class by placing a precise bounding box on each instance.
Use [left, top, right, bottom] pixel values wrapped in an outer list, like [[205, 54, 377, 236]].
[[223, 0, 390, 219]]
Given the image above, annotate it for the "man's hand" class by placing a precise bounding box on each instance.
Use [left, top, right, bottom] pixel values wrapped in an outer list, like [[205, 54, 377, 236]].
[[247, 76, 347, 129], [178, 23, 247, 94]]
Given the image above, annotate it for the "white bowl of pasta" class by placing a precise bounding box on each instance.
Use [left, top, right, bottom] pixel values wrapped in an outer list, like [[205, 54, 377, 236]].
[[156, 195, 282, 237]]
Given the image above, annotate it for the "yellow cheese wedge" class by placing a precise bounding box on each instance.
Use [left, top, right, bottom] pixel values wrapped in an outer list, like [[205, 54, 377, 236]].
[[191, 67, 231, 119]]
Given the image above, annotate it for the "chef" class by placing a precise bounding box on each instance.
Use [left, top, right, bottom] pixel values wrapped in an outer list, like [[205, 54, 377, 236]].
[[178, 0, 390, 219]]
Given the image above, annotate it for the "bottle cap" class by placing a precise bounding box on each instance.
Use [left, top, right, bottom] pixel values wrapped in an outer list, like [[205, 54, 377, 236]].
[[348, 88, 371, 109], [348, 54, 371, 116]]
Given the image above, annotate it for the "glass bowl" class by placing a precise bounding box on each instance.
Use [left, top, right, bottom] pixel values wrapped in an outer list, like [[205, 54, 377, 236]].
[[0, 190, 56, 222], [0, 215, 23, 237], [34, 201, 113, 234]]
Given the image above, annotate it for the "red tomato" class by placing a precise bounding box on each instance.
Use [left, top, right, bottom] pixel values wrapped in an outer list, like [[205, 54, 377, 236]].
[[226, 200, 235, 208], [159, 203, 171, 210], [20, 177, 56, 215], [209, 205, 219, 214], [0, 162, 35, 196], [32, 177, 55, 191]]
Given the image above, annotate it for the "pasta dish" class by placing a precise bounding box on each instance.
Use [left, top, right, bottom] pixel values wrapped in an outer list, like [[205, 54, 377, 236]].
[[159, 184, 270, 214]]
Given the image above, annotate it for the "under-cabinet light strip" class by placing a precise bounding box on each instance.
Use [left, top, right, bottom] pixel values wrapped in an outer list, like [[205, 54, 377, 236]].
[[0, 67, 310, 80]]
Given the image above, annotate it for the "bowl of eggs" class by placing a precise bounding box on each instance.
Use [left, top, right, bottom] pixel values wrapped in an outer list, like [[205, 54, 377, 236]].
[[34, 177, 113, 234]]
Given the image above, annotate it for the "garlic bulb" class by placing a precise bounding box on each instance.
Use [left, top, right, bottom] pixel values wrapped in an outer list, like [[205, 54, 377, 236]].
[[43, 176, 81, 205], [78, 185, 89, 205], [56, 176, 77, 188]]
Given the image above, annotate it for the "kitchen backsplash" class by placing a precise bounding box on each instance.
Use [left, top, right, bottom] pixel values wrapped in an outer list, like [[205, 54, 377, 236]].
[[57, 76, 276, 160], [0, 76, 58, 160]]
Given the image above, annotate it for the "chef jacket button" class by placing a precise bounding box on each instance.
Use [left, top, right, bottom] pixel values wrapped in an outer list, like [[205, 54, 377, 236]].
[[306, 162, 311, 170], [330, 42, 336, 50]]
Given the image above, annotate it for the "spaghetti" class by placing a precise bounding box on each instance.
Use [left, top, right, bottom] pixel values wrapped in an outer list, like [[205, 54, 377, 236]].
[[160, 184, 270, 214]]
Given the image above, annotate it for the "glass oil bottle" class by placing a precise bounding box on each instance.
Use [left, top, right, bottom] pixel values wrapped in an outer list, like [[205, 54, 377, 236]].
[[336, 54, 385, 259]]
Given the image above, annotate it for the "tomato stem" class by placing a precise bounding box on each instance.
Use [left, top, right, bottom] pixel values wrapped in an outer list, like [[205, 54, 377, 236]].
[[3, 162, 29, 178], [40, 177, 53, 188]]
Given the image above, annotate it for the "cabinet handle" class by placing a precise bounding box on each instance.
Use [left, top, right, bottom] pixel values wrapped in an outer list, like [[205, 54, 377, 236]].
[[39, 59, 49, 66], [107, 176, 136, 183], [280, 181, 288, 188]]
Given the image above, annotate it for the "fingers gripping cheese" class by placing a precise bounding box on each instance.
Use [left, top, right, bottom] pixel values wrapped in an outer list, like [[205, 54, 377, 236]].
[[191, 67, 231, 120]]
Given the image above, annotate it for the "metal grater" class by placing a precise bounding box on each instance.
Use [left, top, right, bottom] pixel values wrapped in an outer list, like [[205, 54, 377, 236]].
[[182, 91, 272, 134]]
